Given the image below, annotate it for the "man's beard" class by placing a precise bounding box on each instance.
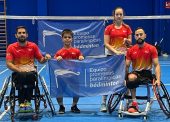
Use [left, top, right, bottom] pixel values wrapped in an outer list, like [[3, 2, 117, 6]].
[[18, 36, 26, 43], [136, 38, 145, 45]]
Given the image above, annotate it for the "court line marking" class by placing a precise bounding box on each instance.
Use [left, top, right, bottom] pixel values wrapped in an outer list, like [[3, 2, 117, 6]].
[[0, 69, 8, 75], [0, 106, 10, 120], [38, 65, 46, 74]]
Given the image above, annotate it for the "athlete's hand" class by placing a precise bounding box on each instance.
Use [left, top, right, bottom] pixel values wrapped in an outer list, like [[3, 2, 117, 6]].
[[123, 38, 131, 47], [18, 64, 36, 72], [45, 54, 51, 60], [56, 56, 63, 61], [79, 56, 84, 60], [115, 50, 125, 55], [154, 79, 161, 88]]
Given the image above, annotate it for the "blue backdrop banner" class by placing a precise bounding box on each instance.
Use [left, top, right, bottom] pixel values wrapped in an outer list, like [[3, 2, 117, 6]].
[[49, 55, 126, 97], [38, 20, 105, 56]]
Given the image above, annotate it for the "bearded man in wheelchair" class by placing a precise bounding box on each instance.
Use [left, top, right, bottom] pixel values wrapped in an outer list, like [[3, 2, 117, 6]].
[[125, 27, 161, 113], [6, 26, 51, 113]]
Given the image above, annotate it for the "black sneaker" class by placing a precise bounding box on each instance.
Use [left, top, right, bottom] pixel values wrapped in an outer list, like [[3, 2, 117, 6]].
[[71, 105, 80, 113], [58, 105, 65, 114]]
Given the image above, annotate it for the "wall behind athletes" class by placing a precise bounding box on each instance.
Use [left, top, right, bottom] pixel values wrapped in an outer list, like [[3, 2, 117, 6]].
[[6, 0, 170, 53]]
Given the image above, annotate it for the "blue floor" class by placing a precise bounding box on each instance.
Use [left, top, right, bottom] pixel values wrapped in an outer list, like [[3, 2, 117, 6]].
[[0, 56, 170, 122]]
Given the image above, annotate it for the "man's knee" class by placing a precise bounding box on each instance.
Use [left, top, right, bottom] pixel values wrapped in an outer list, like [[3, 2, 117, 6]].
[[126, 73, 139, 89], [128, 73, 137, 81]]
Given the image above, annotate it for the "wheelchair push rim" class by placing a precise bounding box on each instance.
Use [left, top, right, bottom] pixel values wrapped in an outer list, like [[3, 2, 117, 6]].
[[108, 93, 125, 114], [153, 81, 170, 117]]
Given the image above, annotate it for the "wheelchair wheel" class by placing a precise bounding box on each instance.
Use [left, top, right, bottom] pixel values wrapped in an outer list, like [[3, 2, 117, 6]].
[[34, 86, 41, 114], [108, 93, 124, 114], [0, 76, 10, 108], [33, 74, 40, 114], [153, 81, 170, 117], [10, 82, 16, 120], [39, 75, 55, 115]]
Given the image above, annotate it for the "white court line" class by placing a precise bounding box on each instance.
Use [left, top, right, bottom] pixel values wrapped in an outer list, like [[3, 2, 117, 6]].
[[38, 65, 46, 75], [160, 62, 170, 64], [0, 65, 7, 67], [0, 69, 8, 75], [164, 84, 170, 86], [161, 65, 170, 67], [0, 106, 10, 120]]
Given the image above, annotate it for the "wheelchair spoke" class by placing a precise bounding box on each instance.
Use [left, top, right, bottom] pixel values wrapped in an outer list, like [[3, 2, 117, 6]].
[[0, 76, 11, 108], [34, 87, 41, 114], [108, 93, 124, 114], [39, 75, 55, 115], [153, 81, 170, 117]]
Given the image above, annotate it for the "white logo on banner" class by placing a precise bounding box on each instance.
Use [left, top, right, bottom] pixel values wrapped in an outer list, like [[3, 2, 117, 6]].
[[43, 30, 60, 47], [54, 69, 80, 88]]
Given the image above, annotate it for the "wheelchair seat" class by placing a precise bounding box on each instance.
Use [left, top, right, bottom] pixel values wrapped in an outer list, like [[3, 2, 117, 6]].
[[12, 71, 37, 90]]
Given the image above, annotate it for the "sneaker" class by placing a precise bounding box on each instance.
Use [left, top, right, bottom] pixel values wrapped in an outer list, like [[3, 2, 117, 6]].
[[18, 103, 26, 113], [100, 103, 107, 112], [25, 106, 34, 113], [25, 101, 32, 107], [19, 103, 25, 108], [18, 106, 26, 113], [58, 105, 65, 114], [25, 102, 33, 113], [18, 102, 33, 113], [71, 105, 80, 113], [128, 101, 139, 113]]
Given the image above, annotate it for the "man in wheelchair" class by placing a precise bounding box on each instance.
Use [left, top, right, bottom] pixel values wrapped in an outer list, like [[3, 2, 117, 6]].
[[125, 27, 161, 113], [6, 26, 51, 113]]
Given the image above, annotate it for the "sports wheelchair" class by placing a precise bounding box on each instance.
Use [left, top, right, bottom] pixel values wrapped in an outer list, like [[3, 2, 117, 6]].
[[0, 71, 55, 121], [107, 75, 170, 120]]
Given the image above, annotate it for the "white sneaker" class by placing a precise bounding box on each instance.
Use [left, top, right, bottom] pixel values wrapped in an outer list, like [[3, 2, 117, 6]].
[[100, 103, 107, 112]]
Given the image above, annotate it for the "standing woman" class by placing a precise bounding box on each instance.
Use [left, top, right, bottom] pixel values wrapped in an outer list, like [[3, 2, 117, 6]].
[[100, 7, 132, 112], [104, 7, 132, 55]]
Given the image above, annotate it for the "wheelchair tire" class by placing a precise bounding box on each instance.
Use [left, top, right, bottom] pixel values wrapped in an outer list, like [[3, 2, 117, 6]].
[[0, 76, 10, 108], [153, 81, 170, 117], [10, 82, 16, 117], [34, 86, 41, 114], [108, 93, 124, 114], [39, 75, 55, 115]]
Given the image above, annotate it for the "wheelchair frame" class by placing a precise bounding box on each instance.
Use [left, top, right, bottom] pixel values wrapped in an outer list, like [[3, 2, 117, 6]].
[[108, 78, 170, 120], [0, 72, 55, 121]]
